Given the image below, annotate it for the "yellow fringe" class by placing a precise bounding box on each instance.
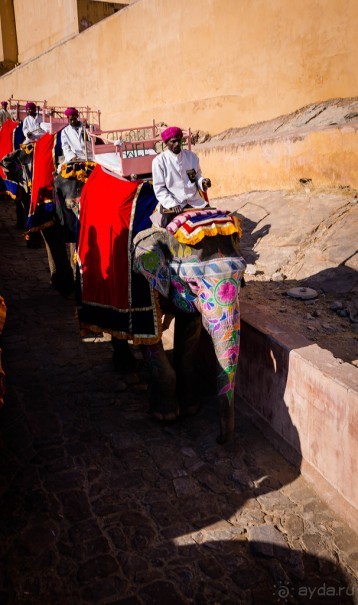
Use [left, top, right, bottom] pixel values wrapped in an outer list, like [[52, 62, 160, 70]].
[[2, 191, 17, 200], [60, 161, 96, 182], [232, 215, 242, 238], [20, 143, 34, 154], [174, 222, 241, 245]]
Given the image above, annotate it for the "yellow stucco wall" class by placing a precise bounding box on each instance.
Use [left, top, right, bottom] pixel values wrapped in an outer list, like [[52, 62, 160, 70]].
[[13, 0, 79, 64], [197, 128, 358, 198], [1, 0, 357, 134]]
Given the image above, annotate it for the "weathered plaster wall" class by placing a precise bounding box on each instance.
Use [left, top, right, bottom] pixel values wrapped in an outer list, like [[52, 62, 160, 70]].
[[196, 127, 358, 198], [1, 0, 357, 134], [237, 302, 358, 529], [13, 0, 79, 64]]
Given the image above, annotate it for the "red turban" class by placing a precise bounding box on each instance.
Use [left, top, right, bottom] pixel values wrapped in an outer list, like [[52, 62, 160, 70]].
[[1, 101, 7, 107], [26, 101, 36, 110], [64, 107, 79, 117], [161, 126, 183, 143]]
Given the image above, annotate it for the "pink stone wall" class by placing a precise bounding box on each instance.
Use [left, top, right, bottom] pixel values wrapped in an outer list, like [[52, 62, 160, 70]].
[[237, 302, 358, 529]]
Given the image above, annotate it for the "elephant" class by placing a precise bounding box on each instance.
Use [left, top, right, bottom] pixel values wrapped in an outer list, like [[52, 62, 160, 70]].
[[75, 165, 246, 444], [131, 226, 246, 444], [1, 147, 34, 229], [26, 160, 96, 296]]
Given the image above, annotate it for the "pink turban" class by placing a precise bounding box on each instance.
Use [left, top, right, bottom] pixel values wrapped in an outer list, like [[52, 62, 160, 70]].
[[161, 126, 183, 143], [64, 107, 79, 117], [25, 101, 36, 110], [1, 101, 7, 107]]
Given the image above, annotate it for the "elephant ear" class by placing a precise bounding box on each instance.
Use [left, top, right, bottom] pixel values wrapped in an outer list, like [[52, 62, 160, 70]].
[[132, 228, 172, 298]]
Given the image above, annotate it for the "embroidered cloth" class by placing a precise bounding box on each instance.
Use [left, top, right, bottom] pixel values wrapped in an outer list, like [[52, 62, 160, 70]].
[[166, 208, 242, 245], [77, 165, 160, 343], [26, 133, 57, 232], [0, 120, 18, 179]]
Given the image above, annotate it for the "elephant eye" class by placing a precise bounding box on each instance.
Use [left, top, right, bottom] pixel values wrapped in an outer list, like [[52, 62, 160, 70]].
[[187, 279, 199, 291]]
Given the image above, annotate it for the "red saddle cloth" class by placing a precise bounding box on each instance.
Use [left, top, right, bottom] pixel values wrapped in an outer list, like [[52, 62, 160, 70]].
[[27, 133, 57, 231], [77, 165, 161, 343], [0, 296, 6, 408], [0, 120, 18, 179]]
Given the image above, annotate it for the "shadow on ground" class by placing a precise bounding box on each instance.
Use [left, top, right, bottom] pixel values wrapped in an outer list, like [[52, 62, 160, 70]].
[[0, 197, 356, 604]]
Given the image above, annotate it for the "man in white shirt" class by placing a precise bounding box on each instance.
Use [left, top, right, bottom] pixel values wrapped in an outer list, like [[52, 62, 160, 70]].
[[152, 126, 211, 226], [22, 102, 44, 144], [60, 107, 93, 164], [0, 101, 11, 126]]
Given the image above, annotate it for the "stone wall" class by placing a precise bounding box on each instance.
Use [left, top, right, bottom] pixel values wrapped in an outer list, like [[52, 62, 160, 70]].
[[237, 302, 358, 529], [13, 0, 79, 64], [1, 0, 357, 134]]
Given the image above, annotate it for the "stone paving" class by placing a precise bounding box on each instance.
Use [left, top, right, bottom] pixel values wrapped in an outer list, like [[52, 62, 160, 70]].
[[0, 197, 357, 605]]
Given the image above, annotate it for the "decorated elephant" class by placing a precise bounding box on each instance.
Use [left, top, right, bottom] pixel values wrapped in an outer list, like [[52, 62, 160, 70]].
[[133, 227, 245, 443], [0, 146, 34, 229], [76, 165, 246, 444], [26, 145, 96, 295]]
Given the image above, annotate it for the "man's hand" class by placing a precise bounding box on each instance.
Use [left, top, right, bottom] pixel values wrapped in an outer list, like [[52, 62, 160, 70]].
[[160, 204, 182, 214], [202, 178, 211, 191]]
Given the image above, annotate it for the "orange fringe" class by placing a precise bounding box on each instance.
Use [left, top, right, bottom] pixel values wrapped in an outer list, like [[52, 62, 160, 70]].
[[174, 220, 242, 245]]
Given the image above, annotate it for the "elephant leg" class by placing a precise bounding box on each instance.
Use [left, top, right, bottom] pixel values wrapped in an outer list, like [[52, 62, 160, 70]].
[[112, 337, 137, 372], [15, 197, 26, 229], [216, 391, 235, 445], [140, 341, 178, 421], [173, 311, 202, 415], [26, 230, 43, 249], [67, 242, 76, 279], [41, 223, 75, 296]]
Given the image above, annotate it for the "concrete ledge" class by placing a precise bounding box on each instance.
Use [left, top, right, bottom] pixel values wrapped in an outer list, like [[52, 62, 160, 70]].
[[237, 301, 358, 530]]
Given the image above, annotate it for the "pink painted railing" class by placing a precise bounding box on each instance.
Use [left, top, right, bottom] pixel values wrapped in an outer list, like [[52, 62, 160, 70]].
[[6, 97, 101, 133], [89, 120, 192, 177]]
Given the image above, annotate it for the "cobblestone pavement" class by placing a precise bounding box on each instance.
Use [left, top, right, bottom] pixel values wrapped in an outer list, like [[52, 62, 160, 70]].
[[0, 198, 357, 605]]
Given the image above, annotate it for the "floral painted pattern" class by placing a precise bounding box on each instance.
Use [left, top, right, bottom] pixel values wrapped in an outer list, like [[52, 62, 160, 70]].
[[172, 256, 246, 403], [170, 276, 197, 313], [214, 278, 238, 306]]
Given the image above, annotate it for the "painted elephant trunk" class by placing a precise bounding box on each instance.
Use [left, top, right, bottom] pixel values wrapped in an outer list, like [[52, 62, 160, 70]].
[[194, 272, 242, 444], [212, 332, 240, 443]]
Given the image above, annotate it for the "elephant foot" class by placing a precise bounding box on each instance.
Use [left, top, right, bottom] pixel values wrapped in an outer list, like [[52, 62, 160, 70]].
[[26, 231, 44, 249], [150, 399, 179, 423], [216, 430, 234, 445], [112, 338, 138, 373], [217, 394, 235, 445], [112, 351, 137, 373], [179, 402, 200, 417], [50, 273, 75, 297]]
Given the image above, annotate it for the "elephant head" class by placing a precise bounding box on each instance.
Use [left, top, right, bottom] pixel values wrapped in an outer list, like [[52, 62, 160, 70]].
[[132, 227, 246, 443]]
